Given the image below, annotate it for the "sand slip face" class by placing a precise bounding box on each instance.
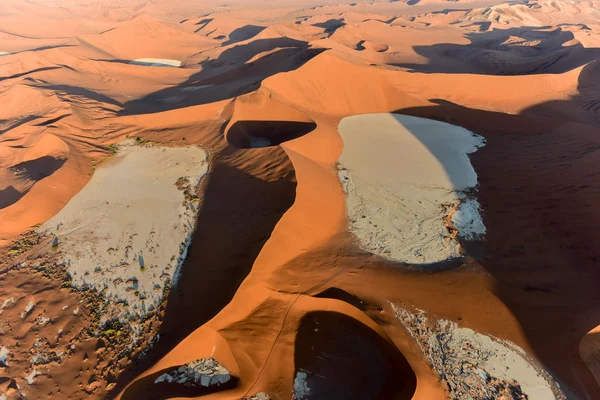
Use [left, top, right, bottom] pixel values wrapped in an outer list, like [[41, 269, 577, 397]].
[[130, 58, 182, 67], [39, 141, 208, 323], [338, 113, 485, 265]]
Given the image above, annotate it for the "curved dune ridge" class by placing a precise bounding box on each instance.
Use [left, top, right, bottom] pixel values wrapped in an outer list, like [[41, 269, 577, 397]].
[[39, 140, 209, 322], [225, 91, 318, 148], [338, 113, 486, 265]]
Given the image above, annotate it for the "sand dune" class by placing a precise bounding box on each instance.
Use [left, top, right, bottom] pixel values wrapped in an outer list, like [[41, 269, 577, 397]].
[[0, 0, 599, 399]]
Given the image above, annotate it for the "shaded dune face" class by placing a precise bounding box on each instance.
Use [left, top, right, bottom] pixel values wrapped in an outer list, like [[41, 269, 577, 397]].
[[294, 311, 416, 400], [395, 26, 600, 75], [107, 147, 299, 393], [226, 120, 317, 148], [1, 155, 66, 209], [580, 327, 600, 387]]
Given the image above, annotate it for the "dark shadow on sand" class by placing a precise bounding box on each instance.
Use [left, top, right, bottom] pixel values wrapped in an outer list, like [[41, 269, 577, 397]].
[[388, 61, 600, 397], [394, 26, 600, 75], [222, 25, 266, 45], [1, 156, 66, 209], [312, 18, 346, 37], [116, 38, 327, 115], [0, 66, 63, 82], [227, 120, 317, 148], [294, 311, 416, 400], [109, 144, 297, 398]]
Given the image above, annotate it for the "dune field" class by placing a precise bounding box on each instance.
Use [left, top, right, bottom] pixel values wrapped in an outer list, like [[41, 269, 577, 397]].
[[0, 0, 599, 399]]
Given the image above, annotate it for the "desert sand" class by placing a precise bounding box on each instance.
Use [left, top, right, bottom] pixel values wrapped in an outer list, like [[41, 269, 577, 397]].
[[0, 0, 599, 399]]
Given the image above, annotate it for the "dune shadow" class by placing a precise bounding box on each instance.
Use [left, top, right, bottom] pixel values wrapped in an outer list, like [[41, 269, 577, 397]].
[[9, 156, 66, 180], [394, 26, 600, 75], [192, 18, 213, 33], [109, 146, 296, 397], [118, 38, 327, 115], [389, 62, 600, 397], [26, 82, 123, 107], [314, 288, 368, 312], [293, 311, 416, 400], [1, 156, 66, 209], [461, 21, 492, 32], [13, 44, 78, 55], [0, 115, 39, 135], [0, 186, 22, 209], [222, 25, 266, 45], [312, 18, 346, 37], [160, 159, 295, 337], [0, 66, 63, 82], [226, 120, 317, 148], [161, 160, 295, 337], [33, 113, 71, 127]]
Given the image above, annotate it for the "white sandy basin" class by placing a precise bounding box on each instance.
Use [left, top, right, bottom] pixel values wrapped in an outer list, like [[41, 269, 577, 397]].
[[39, 141, 208, 321], [337, 113, 486, 265], [392, 304, 562, 399], [130, 58, 182, 67]]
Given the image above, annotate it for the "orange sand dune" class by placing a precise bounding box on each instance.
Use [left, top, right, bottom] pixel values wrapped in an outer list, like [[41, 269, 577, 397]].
[[0, 0, 599, 399]]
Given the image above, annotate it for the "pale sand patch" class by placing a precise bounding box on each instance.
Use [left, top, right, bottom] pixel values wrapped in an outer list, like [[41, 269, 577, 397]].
[[39, 140, 208, 322], [130, 58, 182, 67], [338, 113, 485, 265], [182, 85, 213, 92], [0, 52, 9, 56], [392, 304, 563, 399]]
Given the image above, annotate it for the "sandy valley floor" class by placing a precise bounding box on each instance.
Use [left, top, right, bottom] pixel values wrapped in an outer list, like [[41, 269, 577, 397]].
[[1, 0, 600, 399]]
